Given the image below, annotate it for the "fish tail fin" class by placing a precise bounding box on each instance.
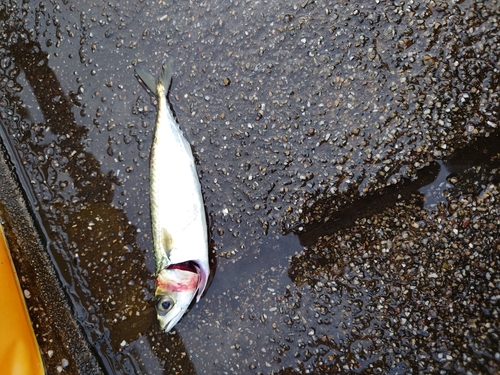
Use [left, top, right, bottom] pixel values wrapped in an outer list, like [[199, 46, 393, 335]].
[[159, 58, 174, 91], [135, 67, 158, 96], [135, 58, 175, 97]]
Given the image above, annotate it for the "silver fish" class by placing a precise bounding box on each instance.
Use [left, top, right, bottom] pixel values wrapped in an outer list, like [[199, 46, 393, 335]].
[[135, 61, 209, 332]]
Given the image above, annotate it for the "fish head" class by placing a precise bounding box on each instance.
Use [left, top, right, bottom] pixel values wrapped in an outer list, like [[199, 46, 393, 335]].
[[155, 264, 201, 332]]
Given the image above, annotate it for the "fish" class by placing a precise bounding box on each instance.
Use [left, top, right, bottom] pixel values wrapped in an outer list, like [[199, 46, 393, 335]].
[[135, 60, 209, 332]]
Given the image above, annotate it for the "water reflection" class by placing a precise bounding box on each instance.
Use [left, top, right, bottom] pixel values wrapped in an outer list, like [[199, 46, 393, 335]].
[[417, 161, 452, 210]]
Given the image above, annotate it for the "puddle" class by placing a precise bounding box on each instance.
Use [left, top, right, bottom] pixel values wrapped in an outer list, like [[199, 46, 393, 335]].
[[419, 133, 500, 211]]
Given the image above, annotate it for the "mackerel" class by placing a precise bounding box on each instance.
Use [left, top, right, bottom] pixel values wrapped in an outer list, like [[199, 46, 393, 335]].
[[135, 61, 209, 332]]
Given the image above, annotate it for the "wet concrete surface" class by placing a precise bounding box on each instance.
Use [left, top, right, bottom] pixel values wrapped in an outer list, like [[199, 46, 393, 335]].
[[0, 0, 499, 374]]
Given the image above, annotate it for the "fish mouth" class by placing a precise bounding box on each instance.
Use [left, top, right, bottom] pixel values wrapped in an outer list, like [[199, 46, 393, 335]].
[[167, 261, 200, 274]]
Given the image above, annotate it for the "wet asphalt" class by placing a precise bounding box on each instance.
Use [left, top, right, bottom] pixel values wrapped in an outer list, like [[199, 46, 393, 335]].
[[0, 0, 499, 374]]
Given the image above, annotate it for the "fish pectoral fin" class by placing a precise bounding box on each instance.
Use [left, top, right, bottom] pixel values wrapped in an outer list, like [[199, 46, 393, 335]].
[[162, 228, 174, 258]]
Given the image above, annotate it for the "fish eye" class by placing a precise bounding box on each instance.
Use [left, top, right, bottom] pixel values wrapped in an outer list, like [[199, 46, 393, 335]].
[[156, 296, 174, 315]]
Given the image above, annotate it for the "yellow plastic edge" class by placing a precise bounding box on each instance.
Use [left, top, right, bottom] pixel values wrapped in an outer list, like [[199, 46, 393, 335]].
[[0, 223, 44, 375]]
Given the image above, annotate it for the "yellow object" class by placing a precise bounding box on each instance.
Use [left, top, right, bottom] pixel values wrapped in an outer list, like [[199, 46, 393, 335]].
[[0, 223, 44, 374]]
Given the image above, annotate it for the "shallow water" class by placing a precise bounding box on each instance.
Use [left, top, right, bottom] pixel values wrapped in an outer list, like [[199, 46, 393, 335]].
[[0, 0, 499, 374]]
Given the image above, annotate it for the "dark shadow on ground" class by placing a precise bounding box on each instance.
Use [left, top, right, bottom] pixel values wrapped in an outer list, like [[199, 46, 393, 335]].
[[289, 131, 500, 248]]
